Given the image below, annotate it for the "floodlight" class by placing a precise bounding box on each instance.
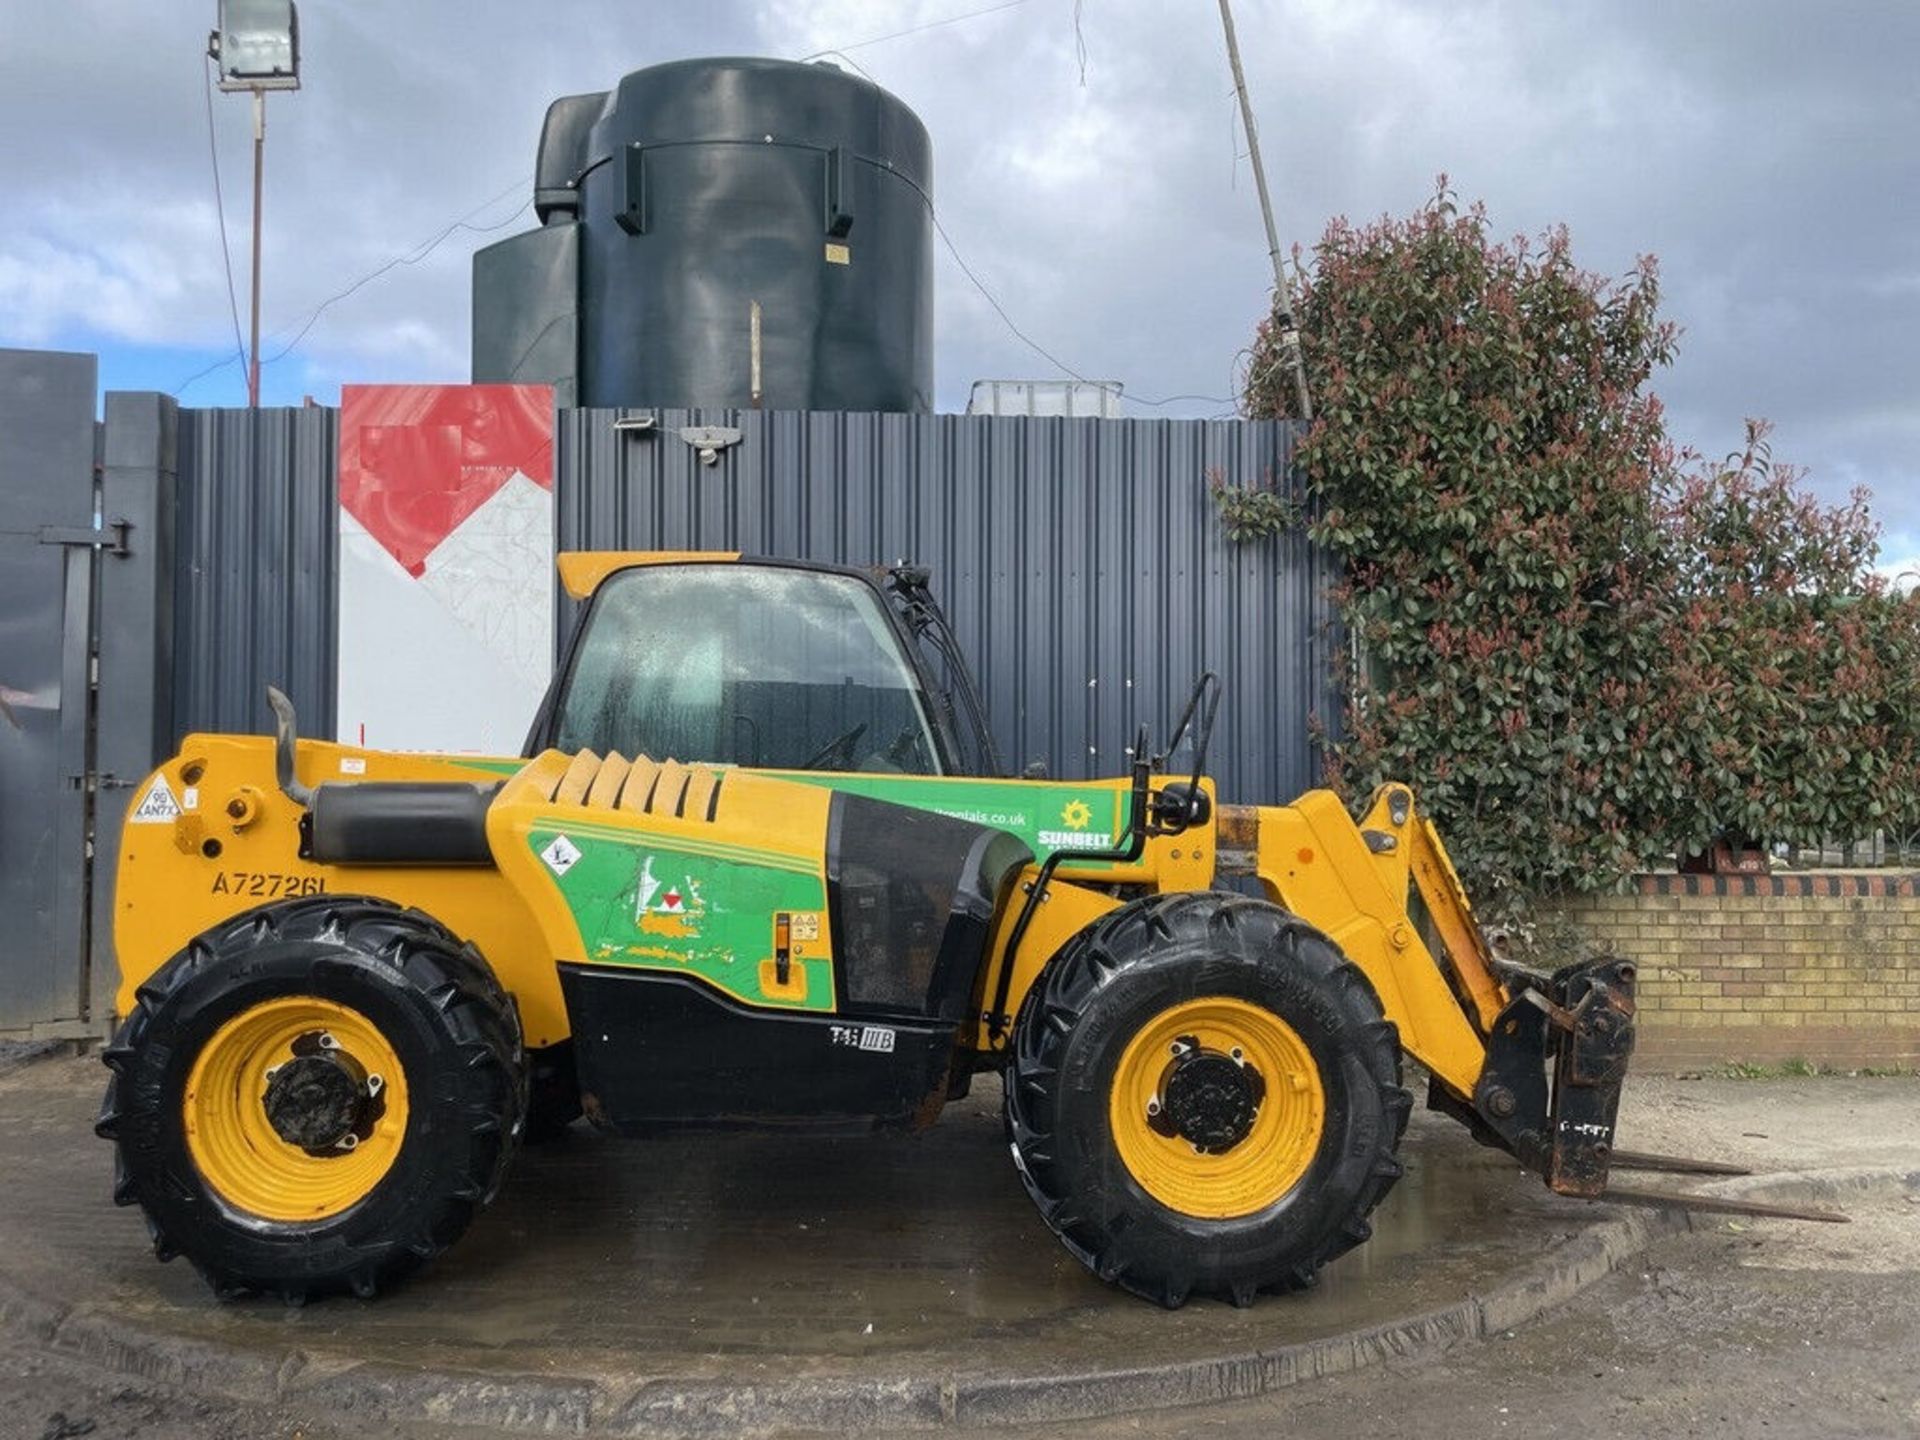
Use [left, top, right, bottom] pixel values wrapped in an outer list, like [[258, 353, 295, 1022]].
[[210, 0, 300, 93]]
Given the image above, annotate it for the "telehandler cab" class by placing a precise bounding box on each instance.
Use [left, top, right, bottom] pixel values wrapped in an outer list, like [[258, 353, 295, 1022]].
[[98, 552, 1815, 1309]]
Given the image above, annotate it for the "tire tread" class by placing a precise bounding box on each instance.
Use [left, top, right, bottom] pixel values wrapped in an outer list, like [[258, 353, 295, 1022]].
[[1005, 891, 1410, 1308], [99, 895, 525, 1303]]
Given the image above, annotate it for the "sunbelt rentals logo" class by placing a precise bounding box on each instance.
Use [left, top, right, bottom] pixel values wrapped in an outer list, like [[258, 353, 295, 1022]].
[[1038, 797, 1107, 852]]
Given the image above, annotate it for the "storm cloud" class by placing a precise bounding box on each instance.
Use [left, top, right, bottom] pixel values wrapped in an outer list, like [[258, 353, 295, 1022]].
[[1, 0, 1912, 562]]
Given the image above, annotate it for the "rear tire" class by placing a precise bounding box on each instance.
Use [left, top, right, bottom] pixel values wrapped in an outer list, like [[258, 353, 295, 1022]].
[[98, 896, 526, 1302], [1005, 892, 1410, 1308]]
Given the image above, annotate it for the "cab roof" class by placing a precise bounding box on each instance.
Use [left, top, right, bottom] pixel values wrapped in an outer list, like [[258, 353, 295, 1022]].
[[555, 550, 740, 600]]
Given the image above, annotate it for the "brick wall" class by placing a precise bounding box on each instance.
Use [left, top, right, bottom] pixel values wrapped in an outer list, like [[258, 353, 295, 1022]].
[[1545, 873, 1920, 1072]]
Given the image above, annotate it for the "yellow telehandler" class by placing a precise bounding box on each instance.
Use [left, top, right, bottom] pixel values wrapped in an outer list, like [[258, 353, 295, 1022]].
[[98, 551, 1803, 1308]]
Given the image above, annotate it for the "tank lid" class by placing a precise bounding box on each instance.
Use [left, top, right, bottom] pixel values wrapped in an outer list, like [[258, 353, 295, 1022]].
[[593, 56, 931, 192]]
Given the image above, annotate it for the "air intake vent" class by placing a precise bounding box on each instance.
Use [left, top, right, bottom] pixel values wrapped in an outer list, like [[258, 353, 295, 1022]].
[[538, 749, 724, 822]]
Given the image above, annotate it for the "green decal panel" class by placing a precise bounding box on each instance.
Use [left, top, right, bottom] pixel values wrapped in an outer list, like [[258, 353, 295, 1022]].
[[529, 825, 833, 1011], [774, 772, 1125, 862], [453, 757, 530, 777]]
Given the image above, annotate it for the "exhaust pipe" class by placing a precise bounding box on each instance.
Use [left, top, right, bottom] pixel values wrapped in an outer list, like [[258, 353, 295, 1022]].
[[265, 685, 314, 807]]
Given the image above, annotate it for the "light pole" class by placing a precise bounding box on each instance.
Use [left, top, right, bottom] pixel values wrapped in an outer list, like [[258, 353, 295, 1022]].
[[1217, 0, 1311, 422], [209, 1, 300, 408]]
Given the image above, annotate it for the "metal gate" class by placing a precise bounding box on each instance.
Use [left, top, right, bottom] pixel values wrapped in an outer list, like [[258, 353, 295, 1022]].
[[0, 355, 182, 1037], [0, 352, 101, 1035]]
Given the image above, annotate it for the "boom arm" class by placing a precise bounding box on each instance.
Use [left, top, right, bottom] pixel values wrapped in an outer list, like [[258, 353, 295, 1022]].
[[1218, 783, 1636, 1200]]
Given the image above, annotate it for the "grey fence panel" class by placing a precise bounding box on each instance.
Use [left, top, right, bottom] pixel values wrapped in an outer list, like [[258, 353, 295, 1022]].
[[89, 393, 181, 1023], [173, 407, 338, 742], [556, 409, 1331, 804], [0, 349, 99, 1031]]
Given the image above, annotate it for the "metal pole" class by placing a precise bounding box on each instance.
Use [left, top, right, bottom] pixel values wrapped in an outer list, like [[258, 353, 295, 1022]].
[[1217, 0, 1312, 421], [248, 86, 265, 408], [749, 300, 763, 408]]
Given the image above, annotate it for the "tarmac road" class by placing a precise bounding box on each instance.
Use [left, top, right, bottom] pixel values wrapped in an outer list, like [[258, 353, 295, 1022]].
[[998, 1184, 1920, 1440], [1, 1073, 1915, 1440]]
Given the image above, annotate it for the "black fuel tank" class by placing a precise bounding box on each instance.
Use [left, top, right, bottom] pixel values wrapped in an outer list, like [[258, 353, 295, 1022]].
[[475, 56, 934, 414]]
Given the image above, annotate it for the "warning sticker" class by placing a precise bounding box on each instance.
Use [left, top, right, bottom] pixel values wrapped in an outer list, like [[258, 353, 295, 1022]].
[[130, 775, 182, 824], [540, 834, 583, 876]]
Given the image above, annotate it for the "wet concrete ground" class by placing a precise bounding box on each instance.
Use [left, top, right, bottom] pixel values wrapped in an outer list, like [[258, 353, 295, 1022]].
[[1021, 1162, 1920, 1440], [0, 1054, 1589, 1391], [2, 1060, 1915, 1440], [8, 1184, 1914, 1440]]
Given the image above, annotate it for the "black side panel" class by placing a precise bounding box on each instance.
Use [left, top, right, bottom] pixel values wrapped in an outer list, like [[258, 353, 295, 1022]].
[[559, 966, 958, 1133], [305, 782, 500, 865], [534, 91, 607, 221], [826, 794, 1033, 1023]]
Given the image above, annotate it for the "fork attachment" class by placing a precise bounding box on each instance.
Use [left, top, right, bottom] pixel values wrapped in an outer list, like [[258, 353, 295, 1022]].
[[1463, 953, 1639, 1197]]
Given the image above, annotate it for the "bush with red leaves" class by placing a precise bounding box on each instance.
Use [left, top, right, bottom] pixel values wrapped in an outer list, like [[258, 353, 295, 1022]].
[[1236, 184, 1919, 900]]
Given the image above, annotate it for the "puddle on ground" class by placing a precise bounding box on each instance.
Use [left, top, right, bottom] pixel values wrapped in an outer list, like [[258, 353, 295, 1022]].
[[1, 1058, 1595, 1382]]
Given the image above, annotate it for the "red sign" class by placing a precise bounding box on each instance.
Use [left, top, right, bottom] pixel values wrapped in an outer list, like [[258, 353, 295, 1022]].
[[338, 384, 553, 577]]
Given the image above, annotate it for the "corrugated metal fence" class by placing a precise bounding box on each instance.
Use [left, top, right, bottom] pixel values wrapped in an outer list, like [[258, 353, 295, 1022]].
[[163, 405, 1332, 801], [557, 408, 1332, 804], [173, 407, 338, 742], [3, 384, 1329, 1035]]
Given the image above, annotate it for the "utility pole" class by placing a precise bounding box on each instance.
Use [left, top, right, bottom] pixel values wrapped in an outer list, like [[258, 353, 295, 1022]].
[[1217, 0, 1312, 421], [210, 1, 300, 409]]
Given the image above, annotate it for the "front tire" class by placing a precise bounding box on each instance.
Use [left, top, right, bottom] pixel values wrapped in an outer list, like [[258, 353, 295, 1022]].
[[1005, 892, 1410, 1308], [98, 896, 526, 1302]]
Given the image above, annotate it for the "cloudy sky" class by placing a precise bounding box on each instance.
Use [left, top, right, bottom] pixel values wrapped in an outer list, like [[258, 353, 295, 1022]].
[[1, 0, 1913, 569]]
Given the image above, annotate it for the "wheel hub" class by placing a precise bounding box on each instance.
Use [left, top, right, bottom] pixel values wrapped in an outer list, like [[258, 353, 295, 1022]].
[[1149, 1039, 1266, 1154], [1109, 996, 1324, 1219], [184, 997, 410, 1223], [261, 1039, 382, 1152]]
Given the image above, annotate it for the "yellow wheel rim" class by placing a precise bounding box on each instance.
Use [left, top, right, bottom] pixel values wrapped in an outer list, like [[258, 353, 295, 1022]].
[[183, 997, 409, 1223], [1108, 996, 1325, 1219]]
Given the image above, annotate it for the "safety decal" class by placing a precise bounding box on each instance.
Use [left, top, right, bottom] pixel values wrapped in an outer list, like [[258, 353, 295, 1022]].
[[130, 776, 183, 824], [634, 854, 706, 938], [528, 826, 833, 1012], [539, 834, 583, 876]]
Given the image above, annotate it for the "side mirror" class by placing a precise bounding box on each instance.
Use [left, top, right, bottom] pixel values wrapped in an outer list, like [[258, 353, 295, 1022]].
[[1145, 674, 1222, 838]]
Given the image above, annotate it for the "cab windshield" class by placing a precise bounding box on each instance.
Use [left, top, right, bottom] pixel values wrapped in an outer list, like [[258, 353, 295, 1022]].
[[552, 565, 944, 774]]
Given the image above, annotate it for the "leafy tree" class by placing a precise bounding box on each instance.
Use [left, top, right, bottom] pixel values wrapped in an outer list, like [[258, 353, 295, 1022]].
[[1234, 184, 1919, 899], [1657, 425, 1920, 859], [1241, 185, 1678, 900]]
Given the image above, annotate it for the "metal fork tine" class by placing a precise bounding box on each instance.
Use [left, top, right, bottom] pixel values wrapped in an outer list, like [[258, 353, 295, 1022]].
[[1608, 1148, 1753, 1177], [1596, 1184, 1848, 1224]]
